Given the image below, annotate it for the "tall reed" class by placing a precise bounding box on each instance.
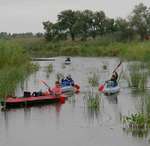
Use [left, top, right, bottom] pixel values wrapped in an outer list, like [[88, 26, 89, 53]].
[[0, 41, 34, 99], [128, 62, 148, 92], [88, 72, 99, 87]]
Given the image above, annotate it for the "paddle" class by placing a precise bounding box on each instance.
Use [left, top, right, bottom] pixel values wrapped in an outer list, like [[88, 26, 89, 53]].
[[39, 80, 50, 89], [99, 61, 122, 92], [39, 80, 52, 94]]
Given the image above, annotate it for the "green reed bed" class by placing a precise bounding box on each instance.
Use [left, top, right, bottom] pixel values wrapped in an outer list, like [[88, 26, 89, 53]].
[[88, 72, 99, 87], [84, 90, 101, 110], [128, 62, 148, 92], [2, 38, 150, 61], [122, 113, 150, 138], [0, 41, 35, 99], [47, 63, 53, 73], [45, 63, 53, 78]]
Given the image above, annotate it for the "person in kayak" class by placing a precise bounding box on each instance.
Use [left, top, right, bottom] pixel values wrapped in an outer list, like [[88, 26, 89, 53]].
[[66, 75, 74, 86], [65, 57, 71, 62], [61, 77, 67, 87], [61, 75, 74, 86], [42, 81, 62, 97], [51, 81, 62, 97], [106, 71, 118, 87]]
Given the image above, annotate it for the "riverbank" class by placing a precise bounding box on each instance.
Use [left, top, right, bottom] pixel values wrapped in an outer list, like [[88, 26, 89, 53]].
[[5, 37, 150, 61]]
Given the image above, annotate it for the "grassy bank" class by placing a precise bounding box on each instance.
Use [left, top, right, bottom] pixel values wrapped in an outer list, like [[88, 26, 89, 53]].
[[0, 40, 36, 99], [6, 37, 150, 61]]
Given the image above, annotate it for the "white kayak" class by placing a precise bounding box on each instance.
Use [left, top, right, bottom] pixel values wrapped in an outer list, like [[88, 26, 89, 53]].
[[61, 86, 74, 93], [64, 60, 71, 65], [103, 85, 120, 95], [99, 81, 120, 95], [61, 84, 80, 93]]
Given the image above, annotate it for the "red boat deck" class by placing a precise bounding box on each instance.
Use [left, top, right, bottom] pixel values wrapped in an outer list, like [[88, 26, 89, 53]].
[[6, 95, 58, 103], [1, 94, 67, 109]]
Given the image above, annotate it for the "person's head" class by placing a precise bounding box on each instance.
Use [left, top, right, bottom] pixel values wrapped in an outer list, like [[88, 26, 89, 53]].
[[111, 74, 116, 80], [55, 81, 60, 87], [67, 74, 71, 79]]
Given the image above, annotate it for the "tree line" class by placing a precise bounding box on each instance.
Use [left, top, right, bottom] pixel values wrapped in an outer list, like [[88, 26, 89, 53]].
[[0, 32, 44, 39], [43, 3, 150, 41]]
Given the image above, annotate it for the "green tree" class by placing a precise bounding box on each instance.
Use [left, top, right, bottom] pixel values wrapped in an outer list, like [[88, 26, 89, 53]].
[[43, 21, 55, 41], [129, 3, 150, 40], [74, 10, 94, 40], [93, 11, 106, 36], [114, 18, 135, 41], [58, 10, 77, 41]]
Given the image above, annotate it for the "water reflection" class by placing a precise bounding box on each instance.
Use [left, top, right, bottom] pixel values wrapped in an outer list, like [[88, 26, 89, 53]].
[[105, 94, 118, 104]]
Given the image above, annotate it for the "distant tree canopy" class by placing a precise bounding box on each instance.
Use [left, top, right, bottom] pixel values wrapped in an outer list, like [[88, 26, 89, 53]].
[[43, 3, 150, 41]]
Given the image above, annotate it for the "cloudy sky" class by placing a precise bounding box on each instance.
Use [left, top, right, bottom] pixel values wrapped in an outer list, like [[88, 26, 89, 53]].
[[0, 0, 150, 33]]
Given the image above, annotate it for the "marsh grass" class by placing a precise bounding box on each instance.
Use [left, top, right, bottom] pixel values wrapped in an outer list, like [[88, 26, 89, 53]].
[[2, 38, 150, 61], [0, 41, 36, 99], [84, 90, 101, 110], [102, 65, 107, 70], [47, 63, 53, 73], [56, 72, 64, 82], [128, 62, 148, 92], [122, 113, 150, 138], [88, 72, 99, 87]]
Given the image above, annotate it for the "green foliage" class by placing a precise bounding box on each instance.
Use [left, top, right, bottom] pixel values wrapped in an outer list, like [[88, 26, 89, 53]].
[[85, 91, 101, 109], [47, 64, 53, 73], [122, 113, 150, 138], [1, 37, 150, 61], [129, 3, 150, 40], [128, 63, 148, 92], [88, 72, 99, 87], [0, 41, 35, 99], [43, 3, 150, 42]]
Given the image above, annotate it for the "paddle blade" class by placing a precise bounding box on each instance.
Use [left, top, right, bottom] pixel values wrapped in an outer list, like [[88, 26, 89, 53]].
[[74, 84, 80, 89], [99, 84, 104, 92]]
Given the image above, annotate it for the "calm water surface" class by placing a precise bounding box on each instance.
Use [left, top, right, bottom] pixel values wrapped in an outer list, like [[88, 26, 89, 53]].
[[0, 57, 149, 146]]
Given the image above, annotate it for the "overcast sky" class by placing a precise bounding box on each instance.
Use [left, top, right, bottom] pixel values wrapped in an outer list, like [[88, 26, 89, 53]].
[[0, 0, 150, 33]]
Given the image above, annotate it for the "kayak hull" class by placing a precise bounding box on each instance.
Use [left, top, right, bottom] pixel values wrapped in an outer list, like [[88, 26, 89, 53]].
[[103, 86, 120, 96], [99, 84, 120, 96], [1, 94, 67, 109], [64, 61, 71, 65], [61, 85, 80, 93]]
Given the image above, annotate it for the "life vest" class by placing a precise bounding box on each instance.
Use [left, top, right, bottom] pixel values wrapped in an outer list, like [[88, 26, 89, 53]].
[[52, 86, 62, 95]]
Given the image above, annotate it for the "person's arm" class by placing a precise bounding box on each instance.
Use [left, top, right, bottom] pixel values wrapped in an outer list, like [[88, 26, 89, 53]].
[[48, 88, 53, 94], [115, 72, 118, 80]]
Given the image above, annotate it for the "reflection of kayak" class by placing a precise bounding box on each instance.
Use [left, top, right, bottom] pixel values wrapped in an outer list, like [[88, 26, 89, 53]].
[[61, 84, 80, 93], [99, 82, 120, 96], [1, 94, 67, 109]]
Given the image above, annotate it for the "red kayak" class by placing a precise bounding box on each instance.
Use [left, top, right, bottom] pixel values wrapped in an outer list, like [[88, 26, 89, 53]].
[[1, 94, 67, 109]]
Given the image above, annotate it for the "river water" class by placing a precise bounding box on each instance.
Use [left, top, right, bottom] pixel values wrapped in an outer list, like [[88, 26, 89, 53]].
[[0, 57, 149, 146]]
